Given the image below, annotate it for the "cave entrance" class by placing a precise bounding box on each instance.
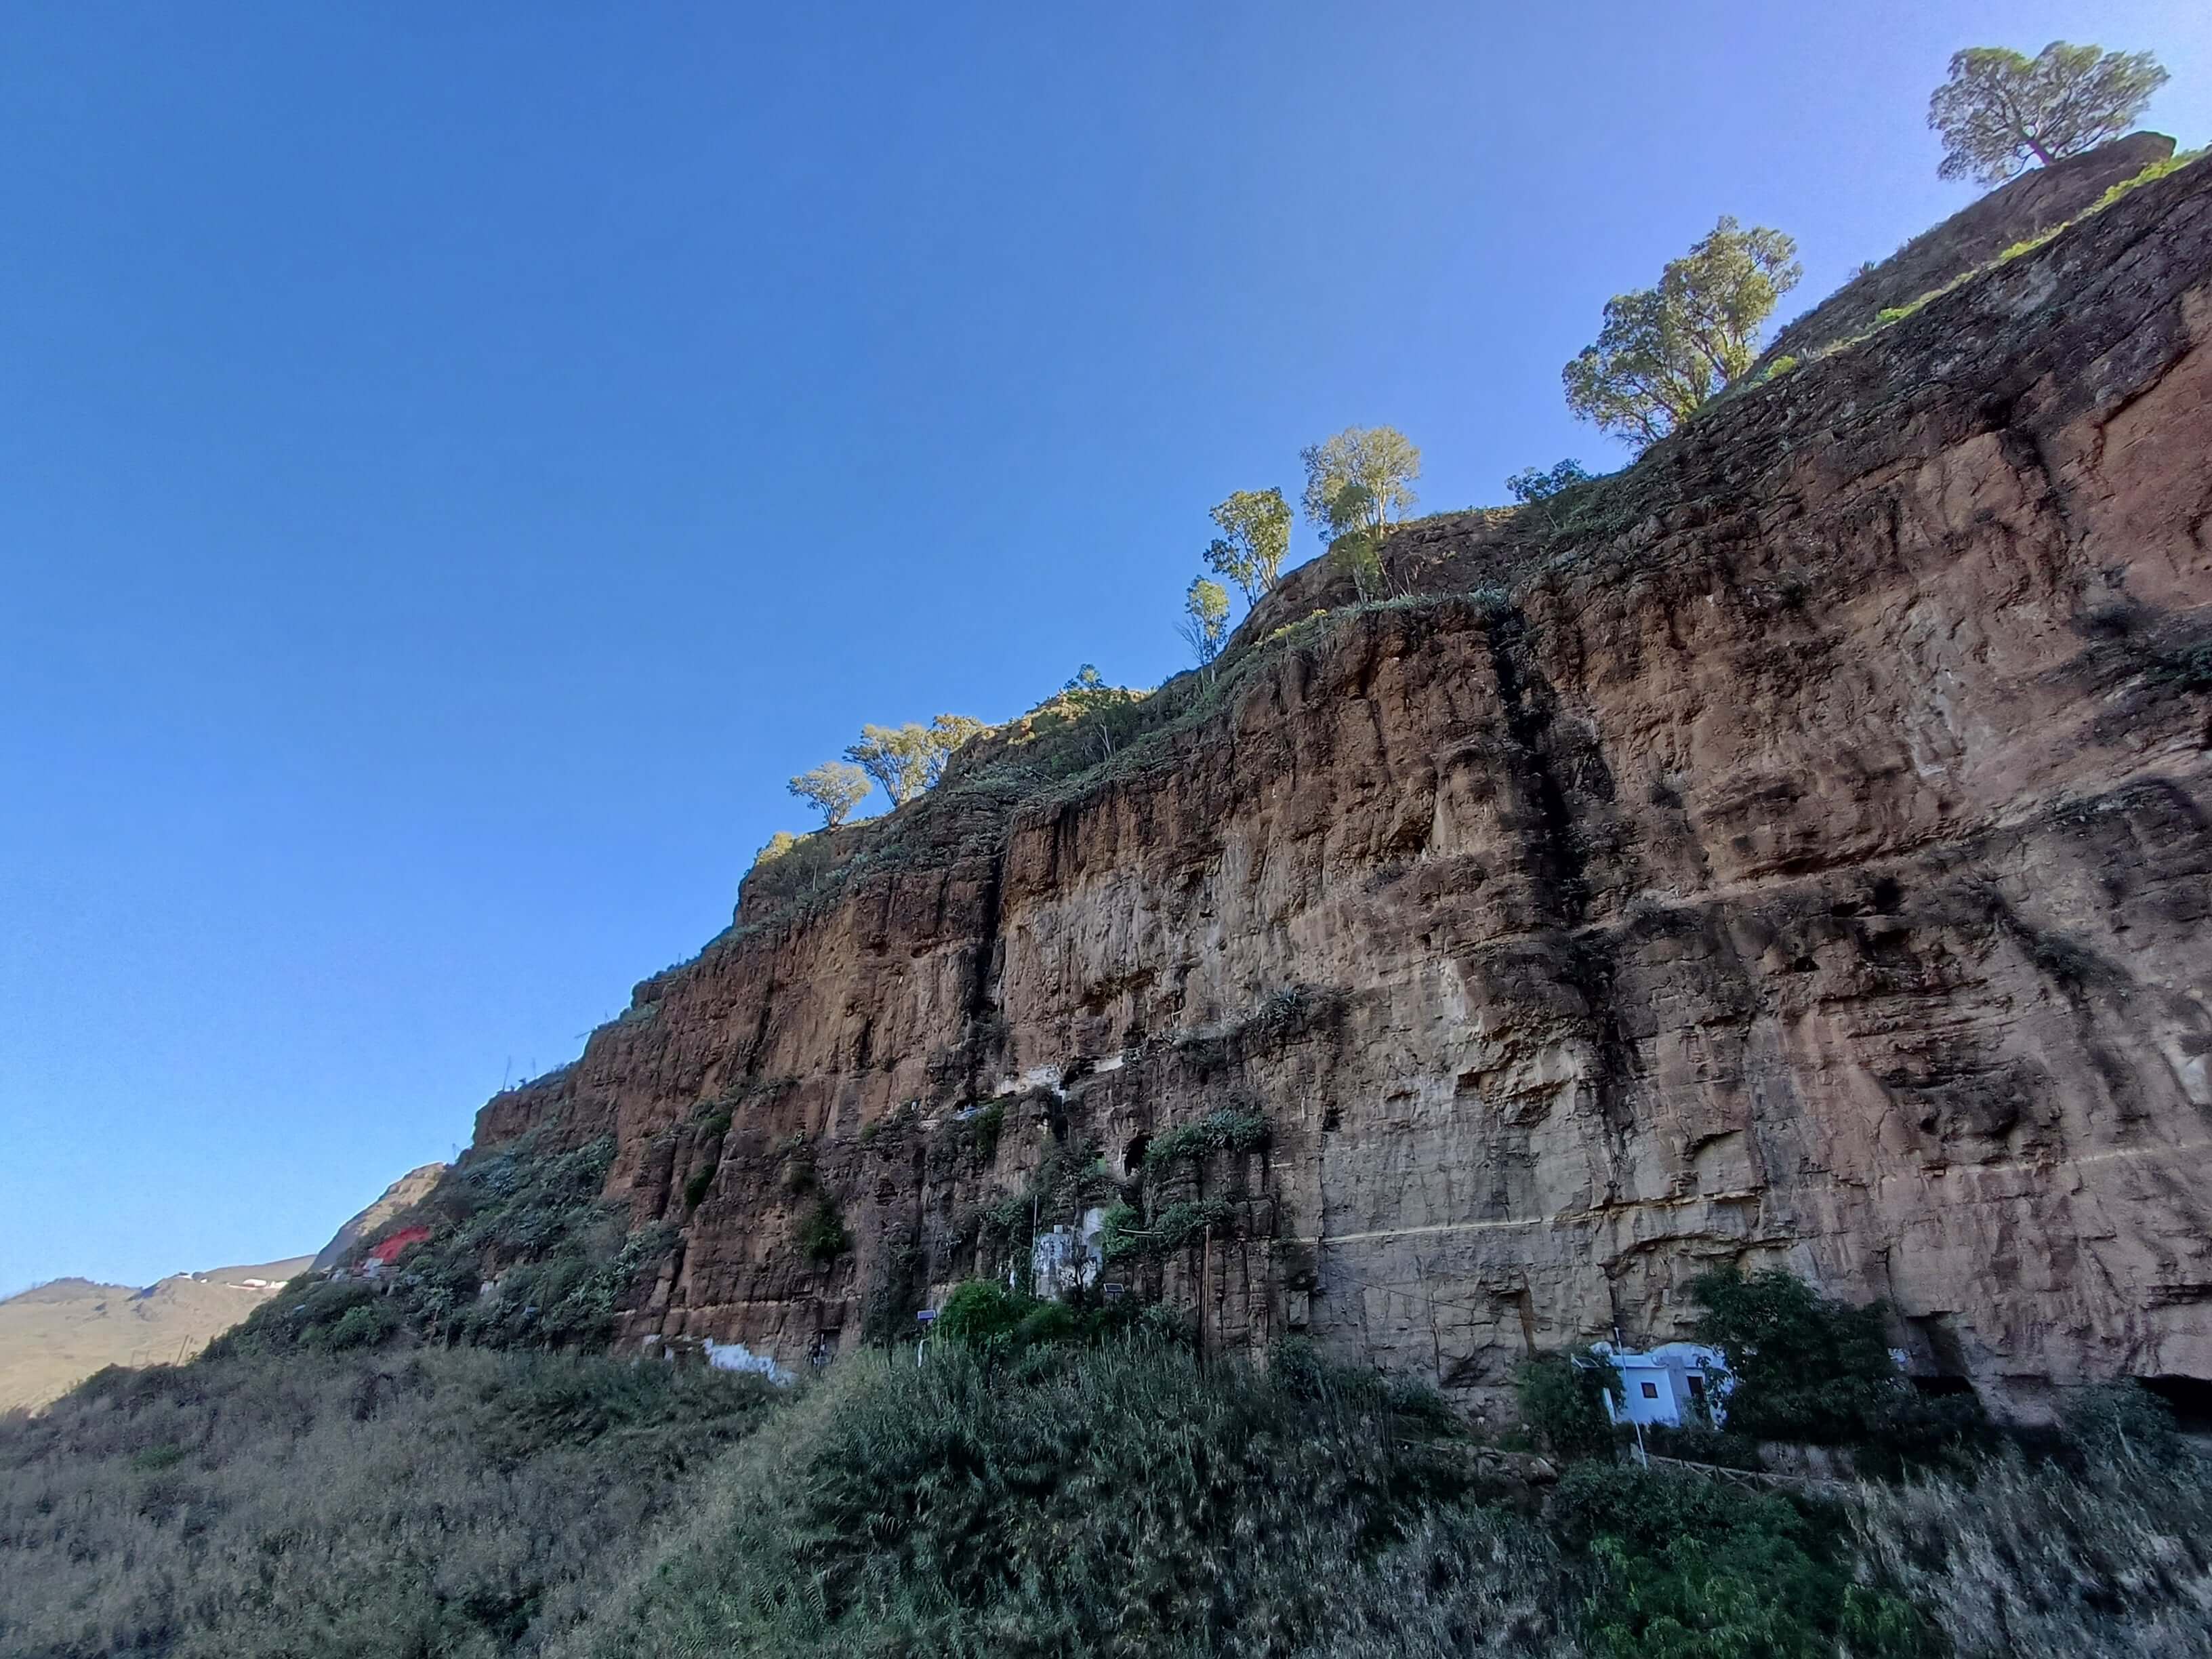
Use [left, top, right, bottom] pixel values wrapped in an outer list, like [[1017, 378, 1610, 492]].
[[1908, 1374, 1978, 1399], [1123, 1135, 1149, 1178], [2139, 1375, 2212, 1433]]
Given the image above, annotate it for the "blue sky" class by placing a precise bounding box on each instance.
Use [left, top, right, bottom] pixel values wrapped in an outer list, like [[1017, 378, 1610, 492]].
[[5, 3, 2208, 1291]]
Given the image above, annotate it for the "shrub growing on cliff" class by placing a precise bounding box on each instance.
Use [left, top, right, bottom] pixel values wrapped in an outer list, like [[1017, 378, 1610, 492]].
[[1144, 1107, 1269, 1166], [1505, 459, 1592, 504], [1689, 1266, 1900, 1444], [1929, 42, 2169, 184], [213, 1135, 673, 1358], [797, 1198, 850, 1263], [1552, 1463, 1932, 1658]]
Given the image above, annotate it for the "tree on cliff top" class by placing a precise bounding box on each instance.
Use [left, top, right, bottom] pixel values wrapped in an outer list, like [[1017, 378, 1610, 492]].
[[787, 761, 872, 827], [1563, 217, 1800, 450], [1298, 426, 1420, 544], [1178, 576, 1231, 668], [1506, 459, 1592, 504], [844, 716, 983, 806], [1204, 488, 1292, 603], [1929, 42, 2169, 185]]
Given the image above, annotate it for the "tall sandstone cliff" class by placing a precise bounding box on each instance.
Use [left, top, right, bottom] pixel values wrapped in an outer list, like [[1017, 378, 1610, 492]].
[[477, 149, 2212, 1418]]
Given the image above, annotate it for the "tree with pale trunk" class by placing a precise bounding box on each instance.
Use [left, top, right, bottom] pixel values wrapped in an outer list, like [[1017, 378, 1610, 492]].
[[787, 761, 873, 827]]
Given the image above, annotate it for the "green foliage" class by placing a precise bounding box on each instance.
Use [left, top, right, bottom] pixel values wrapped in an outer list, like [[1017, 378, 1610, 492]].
[[1553, 1464, 1931, 1658], [797, 1198, 850, 1263], [933, 1278, 1034, 1349], [0, 1348, 778, 1659], [1327, 522, 1387, 601], [1515, 1348, 1620, 1462], [2060, 1378, 2186, 1465], [1929, 42, 2169, 184], [1299, 426, 1421, 544], [787, 760, 874, 827], [1563, 217, 1802, 449], [1689, 1266, 1907, 1445], [967, 1097, 1006, 1162], [1179, 574, 1233, 665], [754, 828, 804, 864], [1144, 1107, 1270, 1166], [1204, 486, 1294, 602], [844, 714, 983, 806], [572, 1340, 1545, 1659], [1505, 458, 1593, 503], [213, 1135, 673, 1357], [1102, 1197, 1231, 1261], [682, 1164, 715, 1210]]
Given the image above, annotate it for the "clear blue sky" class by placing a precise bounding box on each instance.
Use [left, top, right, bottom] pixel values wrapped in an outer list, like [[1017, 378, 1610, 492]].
[[5, 3, 2207, 1291]]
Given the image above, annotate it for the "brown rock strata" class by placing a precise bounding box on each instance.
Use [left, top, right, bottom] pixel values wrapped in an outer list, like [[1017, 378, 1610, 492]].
[[474, 153, 2212, 1418]]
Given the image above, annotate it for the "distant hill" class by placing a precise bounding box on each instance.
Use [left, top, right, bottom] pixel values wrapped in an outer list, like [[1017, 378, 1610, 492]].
[[0, 1160, 449, 1412], [0, 1257, 313, 1412]]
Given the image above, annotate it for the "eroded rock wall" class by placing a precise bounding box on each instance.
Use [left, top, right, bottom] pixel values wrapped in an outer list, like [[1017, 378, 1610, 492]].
[[476, 156, 2212, 1418]]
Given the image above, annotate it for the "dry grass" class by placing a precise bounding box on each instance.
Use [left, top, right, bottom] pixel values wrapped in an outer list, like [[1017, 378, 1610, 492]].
[[1852, 1443, 2212, 1658], [0, 1349, 776, 1658]]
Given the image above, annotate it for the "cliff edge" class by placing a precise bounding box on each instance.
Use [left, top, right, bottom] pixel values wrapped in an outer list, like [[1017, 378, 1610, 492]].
[[467, 149, 2212, 1418]]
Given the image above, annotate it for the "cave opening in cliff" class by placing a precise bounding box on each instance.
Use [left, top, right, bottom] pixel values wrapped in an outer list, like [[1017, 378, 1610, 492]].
[[2139, 1374, 2212, 1433], [1907, 1374, 1978, 1399], [1123, 1135, 1149, 1176]]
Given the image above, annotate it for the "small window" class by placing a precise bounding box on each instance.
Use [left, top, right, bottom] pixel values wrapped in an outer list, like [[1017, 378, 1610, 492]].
[[1640, 1381, 1659, 1399], [1686, 1374, 1706, 1399]]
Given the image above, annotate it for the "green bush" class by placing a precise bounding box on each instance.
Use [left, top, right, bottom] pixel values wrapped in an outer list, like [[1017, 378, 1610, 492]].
[[568, 1340, 1549, 1659], [968, 1098, 1006, 1162], [1854, 1437, 2212, 1657], [2060, 1378, 2186, 1465], [682, 1164, 714, 1209], [1145, 1107, 1269, 1166], [1515, 1348, 1620, 1462], [214, 1135, 676, 1360], [1689, 1267, 1900, 1444], [797, 1199, 850, 1263], [1552, 1464, 1931, 1658]]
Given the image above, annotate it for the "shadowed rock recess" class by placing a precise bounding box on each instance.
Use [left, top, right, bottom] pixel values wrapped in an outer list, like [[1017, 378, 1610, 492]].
[[473, 151, 2212, 1420]]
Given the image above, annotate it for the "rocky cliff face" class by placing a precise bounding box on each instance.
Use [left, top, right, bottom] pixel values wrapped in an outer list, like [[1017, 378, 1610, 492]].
[[475, 151, 2212, 1419]]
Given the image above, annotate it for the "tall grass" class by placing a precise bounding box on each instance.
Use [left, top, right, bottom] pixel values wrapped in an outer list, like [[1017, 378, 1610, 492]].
[[1853, 1444, 2212, 1658], [0, 1350, 776, 1658], [556, 1340, 1575, 1659], [7, 1338, 2208, 1658]]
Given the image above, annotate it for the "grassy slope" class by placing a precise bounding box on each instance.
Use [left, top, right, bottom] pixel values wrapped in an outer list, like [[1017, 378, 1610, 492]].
[[0, 1349, 776, 1659], [5, 1336, 2209, 1658]]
